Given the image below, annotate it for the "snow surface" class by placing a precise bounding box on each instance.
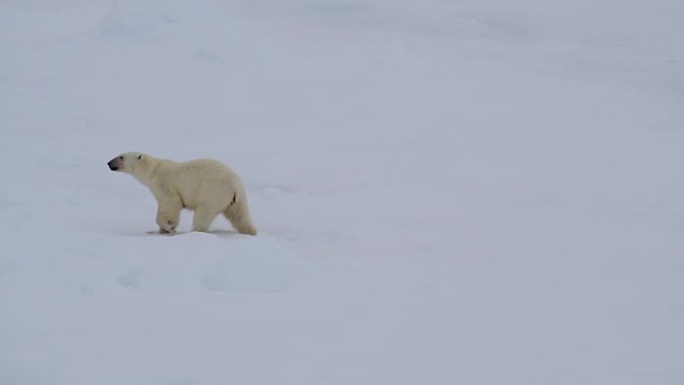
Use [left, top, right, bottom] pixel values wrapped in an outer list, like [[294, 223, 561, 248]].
[[2, 0, 684, 384]]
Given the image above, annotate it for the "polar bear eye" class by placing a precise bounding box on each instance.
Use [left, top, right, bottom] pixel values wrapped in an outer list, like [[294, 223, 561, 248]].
[[137, 155, 143, 160], [118, 156, 123, 160]]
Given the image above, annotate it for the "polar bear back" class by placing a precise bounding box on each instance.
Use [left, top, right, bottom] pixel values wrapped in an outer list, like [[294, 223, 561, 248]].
[[152, 158, 244, 211]]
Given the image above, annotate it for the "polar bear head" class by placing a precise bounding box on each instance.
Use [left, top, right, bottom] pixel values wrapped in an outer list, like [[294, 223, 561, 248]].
[[108, 151, 158, 186], [107, 152, 145, 173]]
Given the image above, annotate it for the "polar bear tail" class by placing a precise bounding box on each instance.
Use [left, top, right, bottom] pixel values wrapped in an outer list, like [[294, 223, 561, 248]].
[[223, 192, 257, 236]]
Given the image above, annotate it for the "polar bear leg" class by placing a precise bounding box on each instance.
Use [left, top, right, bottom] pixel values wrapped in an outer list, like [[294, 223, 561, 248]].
[[223, 198, 257, 236], [156, 202, 182, 233], [192, 205, 221, 233]]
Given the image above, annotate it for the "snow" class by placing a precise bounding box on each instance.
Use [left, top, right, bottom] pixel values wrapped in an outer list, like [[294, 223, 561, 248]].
[[2, 0, 684, 384]]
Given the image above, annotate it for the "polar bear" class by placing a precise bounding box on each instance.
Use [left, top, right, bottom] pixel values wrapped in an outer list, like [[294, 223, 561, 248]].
[[108, 152, 257, 235]]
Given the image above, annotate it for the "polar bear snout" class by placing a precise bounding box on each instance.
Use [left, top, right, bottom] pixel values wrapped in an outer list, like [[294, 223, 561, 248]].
[[108, 157, 123, 171]]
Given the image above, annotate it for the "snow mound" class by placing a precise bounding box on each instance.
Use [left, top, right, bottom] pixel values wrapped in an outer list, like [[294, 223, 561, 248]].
[[1, 229, 312, 296], [108, 232, 314, 294]]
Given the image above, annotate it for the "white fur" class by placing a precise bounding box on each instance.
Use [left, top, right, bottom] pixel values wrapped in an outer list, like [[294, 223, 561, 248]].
[[109, 152, 257, 235]]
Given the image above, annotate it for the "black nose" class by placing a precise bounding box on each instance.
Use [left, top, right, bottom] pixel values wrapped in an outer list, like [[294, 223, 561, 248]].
[[108, 161, 118, 171]]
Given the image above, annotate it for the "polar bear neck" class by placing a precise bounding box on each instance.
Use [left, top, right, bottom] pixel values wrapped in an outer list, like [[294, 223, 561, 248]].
[[131, 156, 161, 188]]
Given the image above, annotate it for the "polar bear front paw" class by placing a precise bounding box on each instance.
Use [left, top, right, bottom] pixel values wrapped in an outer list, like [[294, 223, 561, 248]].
[[158, 227, 176, 234], [157, 219, 177, 234]]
